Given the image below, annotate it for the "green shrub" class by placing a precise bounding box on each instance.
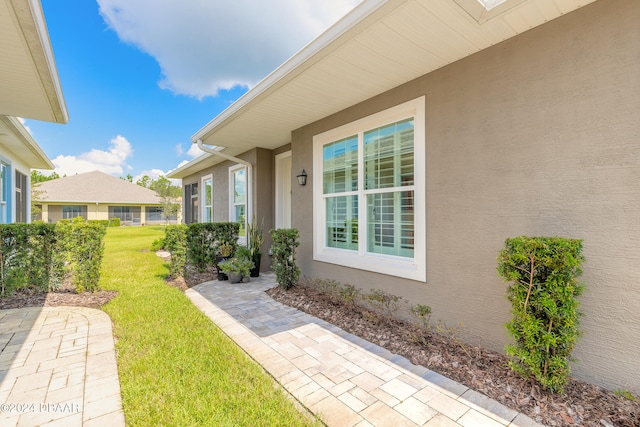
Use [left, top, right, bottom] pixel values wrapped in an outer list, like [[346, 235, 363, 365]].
[[0, 223, 62, 296], [366, 288, 405, 319], [27, 223, 62, 291], [497, 236, 585, 393], [56, 218, 106, 293], [88, 220, 110, 228], [186, 222, 239, 272], [164, 225, 187, 279], [0, 224, 29, 295], [151, 237, 165, 252], [108, 217, 121, 227], [269, 228, 300, 290]]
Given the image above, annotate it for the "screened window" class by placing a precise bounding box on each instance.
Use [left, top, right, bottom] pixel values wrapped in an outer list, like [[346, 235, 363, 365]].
[[63, 205, 87, 220], [313, 97, 425, 281], [109, 206, 141, 224]]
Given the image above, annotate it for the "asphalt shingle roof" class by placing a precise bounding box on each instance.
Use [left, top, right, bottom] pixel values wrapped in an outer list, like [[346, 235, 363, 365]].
[[37, 171, 161, 205]]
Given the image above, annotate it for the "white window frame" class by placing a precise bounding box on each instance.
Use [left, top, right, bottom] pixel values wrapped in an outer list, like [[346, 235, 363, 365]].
[[228, 165, 247, 243], [313, 96, 426, 282], [201, 174, 213, 222]]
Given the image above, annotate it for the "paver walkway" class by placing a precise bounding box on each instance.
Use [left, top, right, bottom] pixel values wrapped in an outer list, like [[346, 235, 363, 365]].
[[0, 307, 124, 427], [188, 272, 543, 427]]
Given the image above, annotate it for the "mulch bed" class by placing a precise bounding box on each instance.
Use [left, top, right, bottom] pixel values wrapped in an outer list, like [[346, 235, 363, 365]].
[[266, 282, 639, 427]]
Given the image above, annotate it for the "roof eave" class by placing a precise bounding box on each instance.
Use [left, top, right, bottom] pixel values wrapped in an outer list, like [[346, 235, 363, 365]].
[[190, 0, 396, 145], [0, 115, 54, 169]]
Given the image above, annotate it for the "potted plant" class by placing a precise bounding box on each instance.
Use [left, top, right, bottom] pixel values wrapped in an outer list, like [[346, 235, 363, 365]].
[[217, 256, 254, 283], [247, 217, 264, 277], [215, 241, 234, 281]]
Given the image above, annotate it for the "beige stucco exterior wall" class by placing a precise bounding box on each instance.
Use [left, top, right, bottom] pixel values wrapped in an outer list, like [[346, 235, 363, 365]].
[[40, 203, 175, 225], [291, 0, 640, 393]]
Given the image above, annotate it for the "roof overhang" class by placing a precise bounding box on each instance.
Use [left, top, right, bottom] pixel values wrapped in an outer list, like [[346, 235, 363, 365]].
[[0, 115, 54, 169], [0, 0, 68, 123], [172, 0, 597, 178]]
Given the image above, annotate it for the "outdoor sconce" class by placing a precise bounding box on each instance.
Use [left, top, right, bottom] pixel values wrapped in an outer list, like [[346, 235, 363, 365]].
[[297, 169, 308, 186]]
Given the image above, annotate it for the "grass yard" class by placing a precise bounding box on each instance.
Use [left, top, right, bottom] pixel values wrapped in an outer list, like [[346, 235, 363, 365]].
[[100, 226, 319, 426]]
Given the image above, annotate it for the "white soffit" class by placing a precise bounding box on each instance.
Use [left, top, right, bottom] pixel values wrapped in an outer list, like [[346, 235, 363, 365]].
[[191, 0, 597, 159], [0, 0, 68, 123], [0, 116, 55, 169]]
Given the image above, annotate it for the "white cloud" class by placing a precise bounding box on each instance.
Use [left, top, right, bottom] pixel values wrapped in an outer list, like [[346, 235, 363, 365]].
[[17, 118, 32, 135], [51, 135, 134, 177], [97, 0, 361, 99], [175, 142, 203, 158]]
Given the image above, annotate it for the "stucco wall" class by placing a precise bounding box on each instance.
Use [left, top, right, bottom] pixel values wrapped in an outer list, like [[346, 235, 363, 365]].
[[291, 0, 640, 393], [179, 148, 275, 270]]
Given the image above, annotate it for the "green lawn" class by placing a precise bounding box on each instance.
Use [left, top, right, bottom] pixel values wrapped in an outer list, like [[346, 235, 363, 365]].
[[100, 226, 319, 426]]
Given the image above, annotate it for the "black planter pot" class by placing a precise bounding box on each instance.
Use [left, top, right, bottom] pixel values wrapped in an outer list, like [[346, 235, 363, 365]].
[[250, 252, 261, 277], [216, 256, 228, 281]]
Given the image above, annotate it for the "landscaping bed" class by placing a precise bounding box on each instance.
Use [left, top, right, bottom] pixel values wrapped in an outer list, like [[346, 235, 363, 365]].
[[266, 281, 639, 427]]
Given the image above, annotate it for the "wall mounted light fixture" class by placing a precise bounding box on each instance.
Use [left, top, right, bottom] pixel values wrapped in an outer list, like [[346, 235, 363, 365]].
[[296, 169, 307, 186]]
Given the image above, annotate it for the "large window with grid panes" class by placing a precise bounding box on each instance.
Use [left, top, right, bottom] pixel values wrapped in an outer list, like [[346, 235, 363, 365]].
[[313, 97, 425, 281]]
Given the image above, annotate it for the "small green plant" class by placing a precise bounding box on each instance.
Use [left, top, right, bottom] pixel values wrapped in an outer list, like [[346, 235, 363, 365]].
[[217, 241, 234, 257], [247, 216, 264, 258], [497, 236, 585, 393], [614, 389, 638, 402], [315, 278, 340, 300], [270, 228, 300, 290], [337, 283, 360, 307], [151, 237, 165, 252], [407, 303, 432, 344], [234, 245, 252, 260], [365, 289, 404, 319], [435, 320, 474, 359]]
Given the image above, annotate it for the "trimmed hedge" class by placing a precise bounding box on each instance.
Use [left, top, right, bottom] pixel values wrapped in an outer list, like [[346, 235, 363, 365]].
[[497, 236, 585, 393], [162, 222, 240, 276], [55, 218, 107, 292], [0, 219, 106, 296]]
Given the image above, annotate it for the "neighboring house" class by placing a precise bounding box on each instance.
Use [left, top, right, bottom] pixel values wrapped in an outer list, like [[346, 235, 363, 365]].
[[36, 171, 180, 225], [0, 0, 68, 223], [168, 0, 639, 394]]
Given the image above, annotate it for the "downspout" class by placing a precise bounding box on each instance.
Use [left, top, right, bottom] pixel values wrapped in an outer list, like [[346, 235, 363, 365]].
[[196, 140, 253, 244]]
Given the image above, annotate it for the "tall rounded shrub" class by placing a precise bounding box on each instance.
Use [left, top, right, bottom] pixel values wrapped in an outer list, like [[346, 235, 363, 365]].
[[270, 228, 300, 290], [497, 236, 585, 392]]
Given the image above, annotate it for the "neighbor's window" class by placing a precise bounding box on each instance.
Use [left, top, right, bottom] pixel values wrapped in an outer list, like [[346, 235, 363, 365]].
[[313, 97, 425, 281], [62, 205, 87, 220], [230, 165, 246, 236], [202, 175, 213, 222]]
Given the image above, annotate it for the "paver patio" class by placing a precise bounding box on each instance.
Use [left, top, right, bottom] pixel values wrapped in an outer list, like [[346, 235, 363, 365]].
[[0, 307, 124, 427]]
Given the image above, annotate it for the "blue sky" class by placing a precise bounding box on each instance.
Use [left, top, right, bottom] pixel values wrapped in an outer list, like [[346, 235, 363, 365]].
[[25, 0, 360, 181]]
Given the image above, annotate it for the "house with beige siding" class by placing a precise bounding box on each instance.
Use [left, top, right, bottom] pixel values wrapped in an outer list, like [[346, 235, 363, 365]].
[[1, 0, 68, 223], [168, 0, 640, 394], [37, 171, 179, 225]]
